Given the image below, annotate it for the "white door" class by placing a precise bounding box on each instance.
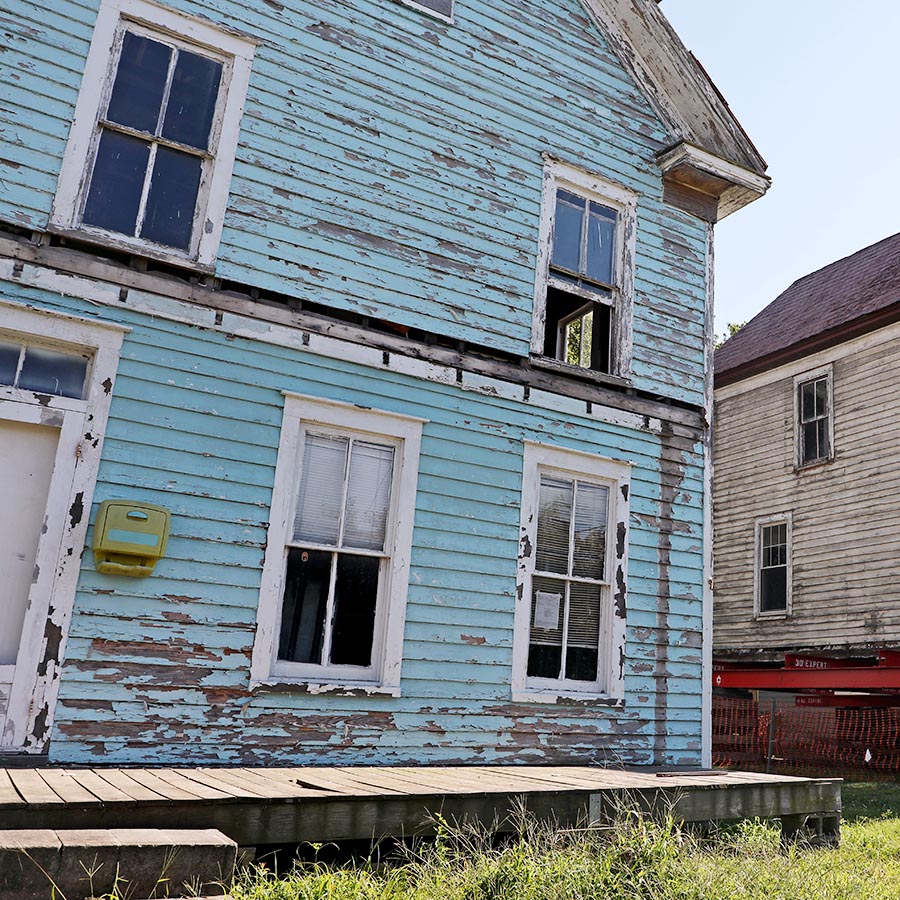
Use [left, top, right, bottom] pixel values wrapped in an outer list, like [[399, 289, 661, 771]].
[[0, 419, 60, 717]]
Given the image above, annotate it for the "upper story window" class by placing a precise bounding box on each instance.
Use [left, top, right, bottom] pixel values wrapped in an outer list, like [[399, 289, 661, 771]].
[[756, 517, 791, 617], [251, 395, 424, 694], [395, 0, 453, 19], [513, 442, 629, 703], [532, 160, 637, 378], [50, 0, 256, 270], [795, 366, 833, 467]]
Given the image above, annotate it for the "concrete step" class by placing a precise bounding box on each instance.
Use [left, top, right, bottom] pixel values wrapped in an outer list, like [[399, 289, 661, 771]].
[[0, 828, 237, 899]]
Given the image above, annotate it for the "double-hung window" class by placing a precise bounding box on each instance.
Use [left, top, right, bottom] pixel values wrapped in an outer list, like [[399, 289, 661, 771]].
[[532, 160, 637, 377], [513, 443, 629, 702], [252, 395, 423, 693], [51, 0, 255, 268], [795, 367, 833, 466], [756, 517, 791, 616]]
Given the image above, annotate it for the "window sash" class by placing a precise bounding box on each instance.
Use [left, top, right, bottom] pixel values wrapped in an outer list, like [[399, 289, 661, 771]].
[[758, 522, 789, 614], [528, 471, 611, 685], [277, 426, 399, 675], [798, 376, 830, 464]]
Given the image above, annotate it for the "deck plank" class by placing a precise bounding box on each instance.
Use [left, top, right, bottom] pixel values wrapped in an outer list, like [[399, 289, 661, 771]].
[[0, 769, 24, 808], [125, 768, 212, 802], [279, 767, 411, 796], [8, 769, 65, 807], [39, 769, 102, 805], [136, 768, 234, 801], [232, 768, 336, 799], [65, 770, 139, 804], [93, 768, 173, 803]]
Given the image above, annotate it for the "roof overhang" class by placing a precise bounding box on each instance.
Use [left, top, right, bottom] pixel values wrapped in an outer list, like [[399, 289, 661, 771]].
[[657, 142, 771, 222], [581, 0, 770, 218]]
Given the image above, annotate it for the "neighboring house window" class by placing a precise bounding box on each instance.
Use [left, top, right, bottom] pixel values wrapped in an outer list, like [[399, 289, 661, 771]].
[[513, 442, 629, 702], [532, 160, 637, 377], [50, 0, 255, 269], [251, 395, 423, 693], [756, 517, 791, 616], [796, 368, 833, 466]]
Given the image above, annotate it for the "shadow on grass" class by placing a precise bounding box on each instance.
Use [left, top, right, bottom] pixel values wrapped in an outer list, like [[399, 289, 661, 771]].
[[841, 781, 900, 823]]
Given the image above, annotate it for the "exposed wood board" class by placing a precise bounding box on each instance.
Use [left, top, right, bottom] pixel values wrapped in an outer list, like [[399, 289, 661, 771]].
[[92, 768, 173, 803], [124, 768, 211, 802], [0, 769, 24, 808], [8, 769, 64, 807], [38, 769, 100, 805]]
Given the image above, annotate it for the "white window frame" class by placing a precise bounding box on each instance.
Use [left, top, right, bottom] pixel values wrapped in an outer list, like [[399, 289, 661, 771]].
[[531, 158, 637, 379], [754, 513, 792, 619], [0, 299, 126, 751], [512, 441, 630, 703], [50, 0, 256, 271], [794, 364, 834, 468], [251, 394, 424, 695]]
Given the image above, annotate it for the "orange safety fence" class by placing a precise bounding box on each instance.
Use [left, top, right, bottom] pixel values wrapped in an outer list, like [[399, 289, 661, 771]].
[[712, 694, 900, 779]]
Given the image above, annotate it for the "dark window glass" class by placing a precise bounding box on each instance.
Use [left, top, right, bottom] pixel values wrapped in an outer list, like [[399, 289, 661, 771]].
[[278, 548, 331, 663], [565, 582, 601, 681], [329, 554, 380, 666], [760, 566, 787, 613], [417, 0, 452, 14], [161, 51, 222, 150], [18, 347, 88, 398], [552, 192, 584, 274], [0, 342, 20, 385], [106, 32, 171, 133], [799, 377, 830, 464], [82, 130, 150, 236], [527, 576, 565, 679], [140, 147, 202, 249], [585, 202, 616, 285]]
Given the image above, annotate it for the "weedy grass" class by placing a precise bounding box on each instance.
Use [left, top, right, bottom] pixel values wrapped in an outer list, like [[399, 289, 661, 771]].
[[230, 783, 900, 900]]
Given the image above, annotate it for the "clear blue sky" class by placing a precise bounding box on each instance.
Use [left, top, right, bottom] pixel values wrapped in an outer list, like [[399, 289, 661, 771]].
[[661, 1, 900, 334]]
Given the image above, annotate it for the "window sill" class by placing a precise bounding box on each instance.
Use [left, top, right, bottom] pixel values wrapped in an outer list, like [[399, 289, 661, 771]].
[[755, 610, 790, 620], [512, 689, 624, 707], [251, 678, 401, 698], [46, 223, 215, 274], [529, 355, 630, 389], [794, 456, 834, 474]]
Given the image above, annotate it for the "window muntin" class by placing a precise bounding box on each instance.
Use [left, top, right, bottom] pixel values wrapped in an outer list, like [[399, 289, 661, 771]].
[[533, 163, 636, 378], [528, 474, 610, 684], [80, 25, 225, 253], [277, 431, 397, 674], [798, 375, 830, 465], [0, 341, 90, 400], [758, 521, 788, 614]]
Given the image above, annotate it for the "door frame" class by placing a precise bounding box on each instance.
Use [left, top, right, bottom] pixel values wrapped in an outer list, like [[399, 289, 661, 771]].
[[0, 299, 126, 751]]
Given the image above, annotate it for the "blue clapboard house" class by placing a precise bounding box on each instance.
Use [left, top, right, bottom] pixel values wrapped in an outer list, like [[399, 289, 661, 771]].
[[0, 0, 767, 765]]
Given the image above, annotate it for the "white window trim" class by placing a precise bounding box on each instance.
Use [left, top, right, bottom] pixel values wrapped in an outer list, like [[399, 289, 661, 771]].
[[753, 513, 792, 620], [251, 393, 424, 695], [49, 0, 256, 271], [793, 364, 834, 469], [0, 299, 126, 751], [512, 441, 630, 704], [531, 157, 637, 378]]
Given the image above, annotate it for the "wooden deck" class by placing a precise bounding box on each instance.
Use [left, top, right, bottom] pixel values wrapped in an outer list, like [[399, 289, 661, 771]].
[[0, 766, 842, 846]]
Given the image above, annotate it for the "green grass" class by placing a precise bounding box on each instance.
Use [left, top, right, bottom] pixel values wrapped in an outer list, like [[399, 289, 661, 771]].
[[230, 784, 900, 900]]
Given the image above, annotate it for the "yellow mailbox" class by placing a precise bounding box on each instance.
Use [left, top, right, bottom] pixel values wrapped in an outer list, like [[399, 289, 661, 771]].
[[93, 501, 170, 577]]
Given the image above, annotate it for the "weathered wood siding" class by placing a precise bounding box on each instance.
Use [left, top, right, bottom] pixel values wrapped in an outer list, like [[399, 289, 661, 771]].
[[714, 325, 900, 654], [2, 273, 706, 766], [3, 0, 708, 405]]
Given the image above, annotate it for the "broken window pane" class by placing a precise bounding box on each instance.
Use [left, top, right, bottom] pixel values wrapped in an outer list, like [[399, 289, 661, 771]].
[[278, 548, 331, 663], [140, 146, 202, 250], [18, 347, 88, 398], [161, 50, 222, 151], [329, 554, 380, 666], [106, 32, 171, 133], [82, 130, 150, 236]]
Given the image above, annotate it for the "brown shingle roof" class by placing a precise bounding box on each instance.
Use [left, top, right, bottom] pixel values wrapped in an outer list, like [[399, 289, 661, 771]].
[[715, 231, 900, 386]]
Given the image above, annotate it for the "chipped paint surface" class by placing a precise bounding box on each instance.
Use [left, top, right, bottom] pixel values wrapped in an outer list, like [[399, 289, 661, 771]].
[[1, 0, 711, 765]]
